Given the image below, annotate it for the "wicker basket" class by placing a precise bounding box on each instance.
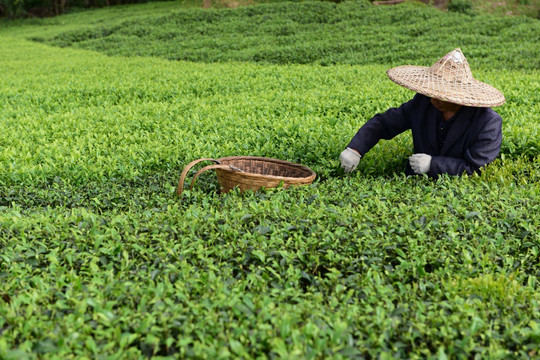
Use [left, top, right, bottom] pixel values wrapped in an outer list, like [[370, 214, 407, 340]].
[[177, 156, 316, 196]]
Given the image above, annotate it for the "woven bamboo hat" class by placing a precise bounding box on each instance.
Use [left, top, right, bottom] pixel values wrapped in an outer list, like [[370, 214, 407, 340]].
[[386, 48, 505, 107]]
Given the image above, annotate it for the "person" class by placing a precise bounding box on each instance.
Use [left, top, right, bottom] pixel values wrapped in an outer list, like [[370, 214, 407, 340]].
[[340, 48, 505, 178]]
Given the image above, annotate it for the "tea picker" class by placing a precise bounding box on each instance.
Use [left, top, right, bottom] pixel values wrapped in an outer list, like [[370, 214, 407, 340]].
[[340, 48, 505, 178]]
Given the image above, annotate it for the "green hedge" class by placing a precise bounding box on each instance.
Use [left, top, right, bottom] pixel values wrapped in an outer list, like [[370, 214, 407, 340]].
[[36, 1, 540, 70]]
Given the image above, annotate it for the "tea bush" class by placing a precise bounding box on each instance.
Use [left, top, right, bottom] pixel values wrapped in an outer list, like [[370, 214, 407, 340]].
[[34, 0, 540, 69], [448, 0, 474, 14], [1, 1, 539, 358]]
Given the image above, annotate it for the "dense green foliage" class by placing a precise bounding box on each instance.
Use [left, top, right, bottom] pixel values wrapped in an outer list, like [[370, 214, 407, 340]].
[[1, 1, 539, 358], [0, 0, 171, 18], [36, 0, 540, 69], [448, 0, 474, 14]]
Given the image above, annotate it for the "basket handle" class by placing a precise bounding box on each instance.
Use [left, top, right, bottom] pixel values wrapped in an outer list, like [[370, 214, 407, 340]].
[[177, 158, 220, 196], [190, 164, 236, 192], [177, 158, 244, 196]]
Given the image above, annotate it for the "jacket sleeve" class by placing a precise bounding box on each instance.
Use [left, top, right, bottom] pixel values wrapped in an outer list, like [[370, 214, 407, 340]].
[[347, 96, 416, 156], [428, 113, 502, 176]]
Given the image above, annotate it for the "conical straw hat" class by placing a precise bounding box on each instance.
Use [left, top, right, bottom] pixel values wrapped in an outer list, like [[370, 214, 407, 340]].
[[386, 48, 505, 107]]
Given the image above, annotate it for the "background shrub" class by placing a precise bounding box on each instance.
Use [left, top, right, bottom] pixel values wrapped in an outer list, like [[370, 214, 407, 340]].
[[0, 0, 173, 17], [36, 1, 540, 70], [448, 0, 474, 14]]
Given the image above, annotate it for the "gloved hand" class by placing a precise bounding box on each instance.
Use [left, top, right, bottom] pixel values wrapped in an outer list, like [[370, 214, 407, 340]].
[[339, 147, 362, 173], [409, 153, 432, 174]]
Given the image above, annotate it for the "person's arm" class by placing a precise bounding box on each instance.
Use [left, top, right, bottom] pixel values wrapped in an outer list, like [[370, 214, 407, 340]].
[[428, 114, 502, 176], [347, 95, 417, 156]]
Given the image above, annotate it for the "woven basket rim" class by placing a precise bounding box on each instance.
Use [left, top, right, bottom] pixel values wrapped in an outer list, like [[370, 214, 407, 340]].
[[177, 156, 317, 196], [216, 156, 316, 181]]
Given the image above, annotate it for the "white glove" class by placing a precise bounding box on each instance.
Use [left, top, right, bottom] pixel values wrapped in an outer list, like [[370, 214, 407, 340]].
[[409, 153, 432, 174], [339, 147, 362, 173]]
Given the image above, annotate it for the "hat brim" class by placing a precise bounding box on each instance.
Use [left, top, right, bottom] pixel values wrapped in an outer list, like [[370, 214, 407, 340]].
[[387, 65, 505, 107]]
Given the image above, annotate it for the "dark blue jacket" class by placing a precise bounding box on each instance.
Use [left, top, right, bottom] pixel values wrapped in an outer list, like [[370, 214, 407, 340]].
[[347, 94, 503, 177]]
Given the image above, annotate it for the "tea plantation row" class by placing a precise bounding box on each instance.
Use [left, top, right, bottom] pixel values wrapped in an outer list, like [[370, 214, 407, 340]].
[[35, 1, 540, 69], [1, 1, 539, 358]]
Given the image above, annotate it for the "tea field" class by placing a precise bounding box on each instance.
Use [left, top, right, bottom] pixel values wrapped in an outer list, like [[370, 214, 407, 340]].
[[0, 0, 539, 358]]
